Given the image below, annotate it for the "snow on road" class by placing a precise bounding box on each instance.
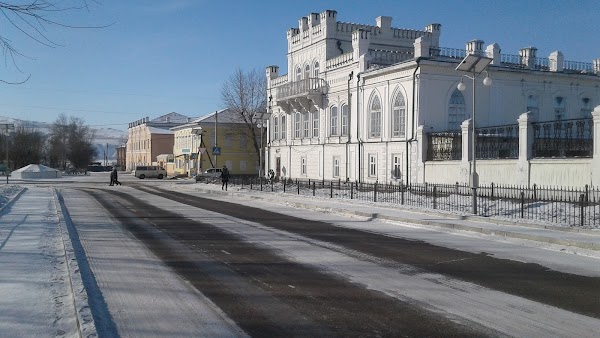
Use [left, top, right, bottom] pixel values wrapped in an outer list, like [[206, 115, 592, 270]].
[[123, 184, 600, 338], [2, 175, 600, 337], [59, 188, 247, 337]]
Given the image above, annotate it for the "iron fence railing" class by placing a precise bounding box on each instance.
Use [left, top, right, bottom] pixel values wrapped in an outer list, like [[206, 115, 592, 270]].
[[427, 132, 462, 161], [532, 118, 593, 158], [475, 124, 519, 159], [198, 177, 600, 228]]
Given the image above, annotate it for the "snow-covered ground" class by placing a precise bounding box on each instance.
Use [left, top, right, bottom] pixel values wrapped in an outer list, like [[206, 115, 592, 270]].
[[1, 175, 600, 337]]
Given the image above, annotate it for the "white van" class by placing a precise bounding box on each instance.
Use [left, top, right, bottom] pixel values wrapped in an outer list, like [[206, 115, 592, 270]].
[[132, 166, 167, 179]]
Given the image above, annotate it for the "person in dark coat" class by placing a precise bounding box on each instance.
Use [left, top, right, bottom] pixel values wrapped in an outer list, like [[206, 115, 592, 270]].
[[221, 165, 230, 191], [110, 168, 121, 186]]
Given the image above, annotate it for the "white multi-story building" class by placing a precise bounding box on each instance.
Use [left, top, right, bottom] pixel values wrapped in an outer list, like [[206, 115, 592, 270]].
[[266, 9, 600, 187]]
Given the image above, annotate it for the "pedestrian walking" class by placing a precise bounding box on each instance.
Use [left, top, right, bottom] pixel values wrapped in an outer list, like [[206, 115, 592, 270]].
[[221, 165, 230, 191], [268, 169, 275, 184], [110, 168, 122, 186]]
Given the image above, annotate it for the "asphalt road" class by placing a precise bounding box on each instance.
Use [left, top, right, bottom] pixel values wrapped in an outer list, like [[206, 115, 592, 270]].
[[52, 176, 600, 337]]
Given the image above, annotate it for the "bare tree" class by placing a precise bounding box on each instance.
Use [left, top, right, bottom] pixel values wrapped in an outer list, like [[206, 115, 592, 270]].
[[0, 1, 104, 80], [221, 68, 267, 162], [47, 114, 96, 171], [11, 125, 46, 168]]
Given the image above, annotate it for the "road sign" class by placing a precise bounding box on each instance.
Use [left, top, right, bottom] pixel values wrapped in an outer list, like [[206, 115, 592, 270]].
[[212, 147, 221, 155]]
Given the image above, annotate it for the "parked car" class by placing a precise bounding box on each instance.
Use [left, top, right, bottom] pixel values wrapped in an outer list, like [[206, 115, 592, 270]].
[[132, 165, 167, 179], [195, 168, 222, 182]]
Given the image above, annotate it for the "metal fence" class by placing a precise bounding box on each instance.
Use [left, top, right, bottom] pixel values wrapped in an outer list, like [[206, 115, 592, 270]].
[[206, 177, 600, 228], [532, 118, 593, 158]]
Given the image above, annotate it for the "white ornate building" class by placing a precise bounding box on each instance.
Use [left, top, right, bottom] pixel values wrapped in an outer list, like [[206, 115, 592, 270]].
[[265, 9, 600, 187]]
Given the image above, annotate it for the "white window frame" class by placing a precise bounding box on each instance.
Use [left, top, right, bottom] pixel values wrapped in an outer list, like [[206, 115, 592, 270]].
[[303, 111, 310, 138], [392, 92, 406, 137], [392, 154, 402, 180], [555, 96, 566, 120], [330, 106, 338, 136], [273, 116, 279, 140], [281, 115, 287, 139], [368, 154, 377, 177], [301, 157, 307, 176], [448, 89, 466, 130], [369, 95, 382, 138], [294, 112, 301, 139], [333, 156, 340, 177], [581, 97, 593, 118], [312, 111, 319, 138], [527, 94, 540, 120], [341, 104, 348, 136], [296, 66, 302, 81], [313, 61, 320, 77]]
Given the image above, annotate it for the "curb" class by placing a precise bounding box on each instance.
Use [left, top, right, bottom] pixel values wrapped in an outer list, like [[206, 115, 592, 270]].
[[53, 188, 97, 338], [193, 184, 600, 253], [0, 186, 27, 214]]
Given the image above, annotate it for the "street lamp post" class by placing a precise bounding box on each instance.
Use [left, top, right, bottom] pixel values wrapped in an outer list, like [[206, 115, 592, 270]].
[[456, 54, 492, 214], [253, 110, 272, 179]]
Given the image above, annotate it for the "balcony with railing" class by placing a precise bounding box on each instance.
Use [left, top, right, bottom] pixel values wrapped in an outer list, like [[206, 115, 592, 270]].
[[274, 77, 329, 112]]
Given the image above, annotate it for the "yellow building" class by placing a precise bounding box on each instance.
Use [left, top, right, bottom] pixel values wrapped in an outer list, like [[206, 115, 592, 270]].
[[172, 109, 260, 177], [126, 112, 191, 173]]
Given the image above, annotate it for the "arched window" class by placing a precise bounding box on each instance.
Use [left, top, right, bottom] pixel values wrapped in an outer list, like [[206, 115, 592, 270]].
[[448, 89, 466, 130], [273, 115, 279, 140], [369, 95, 382, 138], [581, 97, 593, 117], [313, 61, 320, 77], [312, 110, 319, 137], [296, 67, 302, 81], [330, 106, 338, 136], [527, 95, 539, 120], [341, 104, 349, 136], [294, 112, 301, 138], [304, 64, 310, 80], [280, 115, 287, 139], [392, 92, 406, 137], [554, 96, 566, 120]]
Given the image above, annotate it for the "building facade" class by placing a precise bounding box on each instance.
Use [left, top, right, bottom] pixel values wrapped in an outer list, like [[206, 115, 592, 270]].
[[190, 109, 260, 176], [125, 112, 191, 172], [266, 9, 600, 187]]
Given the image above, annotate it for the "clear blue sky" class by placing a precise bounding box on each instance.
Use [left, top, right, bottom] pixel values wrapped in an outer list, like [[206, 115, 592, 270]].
[[1, 0, 598, 131]]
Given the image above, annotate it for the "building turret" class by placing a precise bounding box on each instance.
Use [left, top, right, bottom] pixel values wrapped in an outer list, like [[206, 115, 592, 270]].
[[549, 51, 564, 72], [352, 29, 370, 60], [425, 23, 441, 47], [266, 65, 279, 88], [520, 46, 538, 68], [466, 39, 484, 56], [376, 16, 392, 35], [486, 43, 501, 65]]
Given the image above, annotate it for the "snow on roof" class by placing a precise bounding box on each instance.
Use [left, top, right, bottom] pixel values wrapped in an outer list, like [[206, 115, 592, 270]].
[[197, 108, 247, 124], [147, 126, 175, 134], [13, 164, 60, 173]]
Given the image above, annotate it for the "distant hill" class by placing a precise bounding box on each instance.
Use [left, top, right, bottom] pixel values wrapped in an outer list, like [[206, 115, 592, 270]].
[[0, 116, 128, 163]]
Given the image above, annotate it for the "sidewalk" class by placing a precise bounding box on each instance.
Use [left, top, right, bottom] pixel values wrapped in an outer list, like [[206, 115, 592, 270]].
[[190, 182, 600, 257], [0, 187, 91, 337]]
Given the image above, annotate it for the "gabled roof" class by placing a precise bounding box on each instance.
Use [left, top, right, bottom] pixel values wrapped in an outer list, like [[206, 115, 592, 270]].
[[150, 112, 191, 124], [196, 108, 248, 124]]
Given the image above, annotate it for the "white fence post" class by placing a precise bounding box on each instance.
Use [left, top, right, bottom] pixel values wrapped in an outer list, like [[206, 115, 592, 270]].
[[460, 119, 472, 184], [516, 112, 534, 186], [591, 106, 600, 186]]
